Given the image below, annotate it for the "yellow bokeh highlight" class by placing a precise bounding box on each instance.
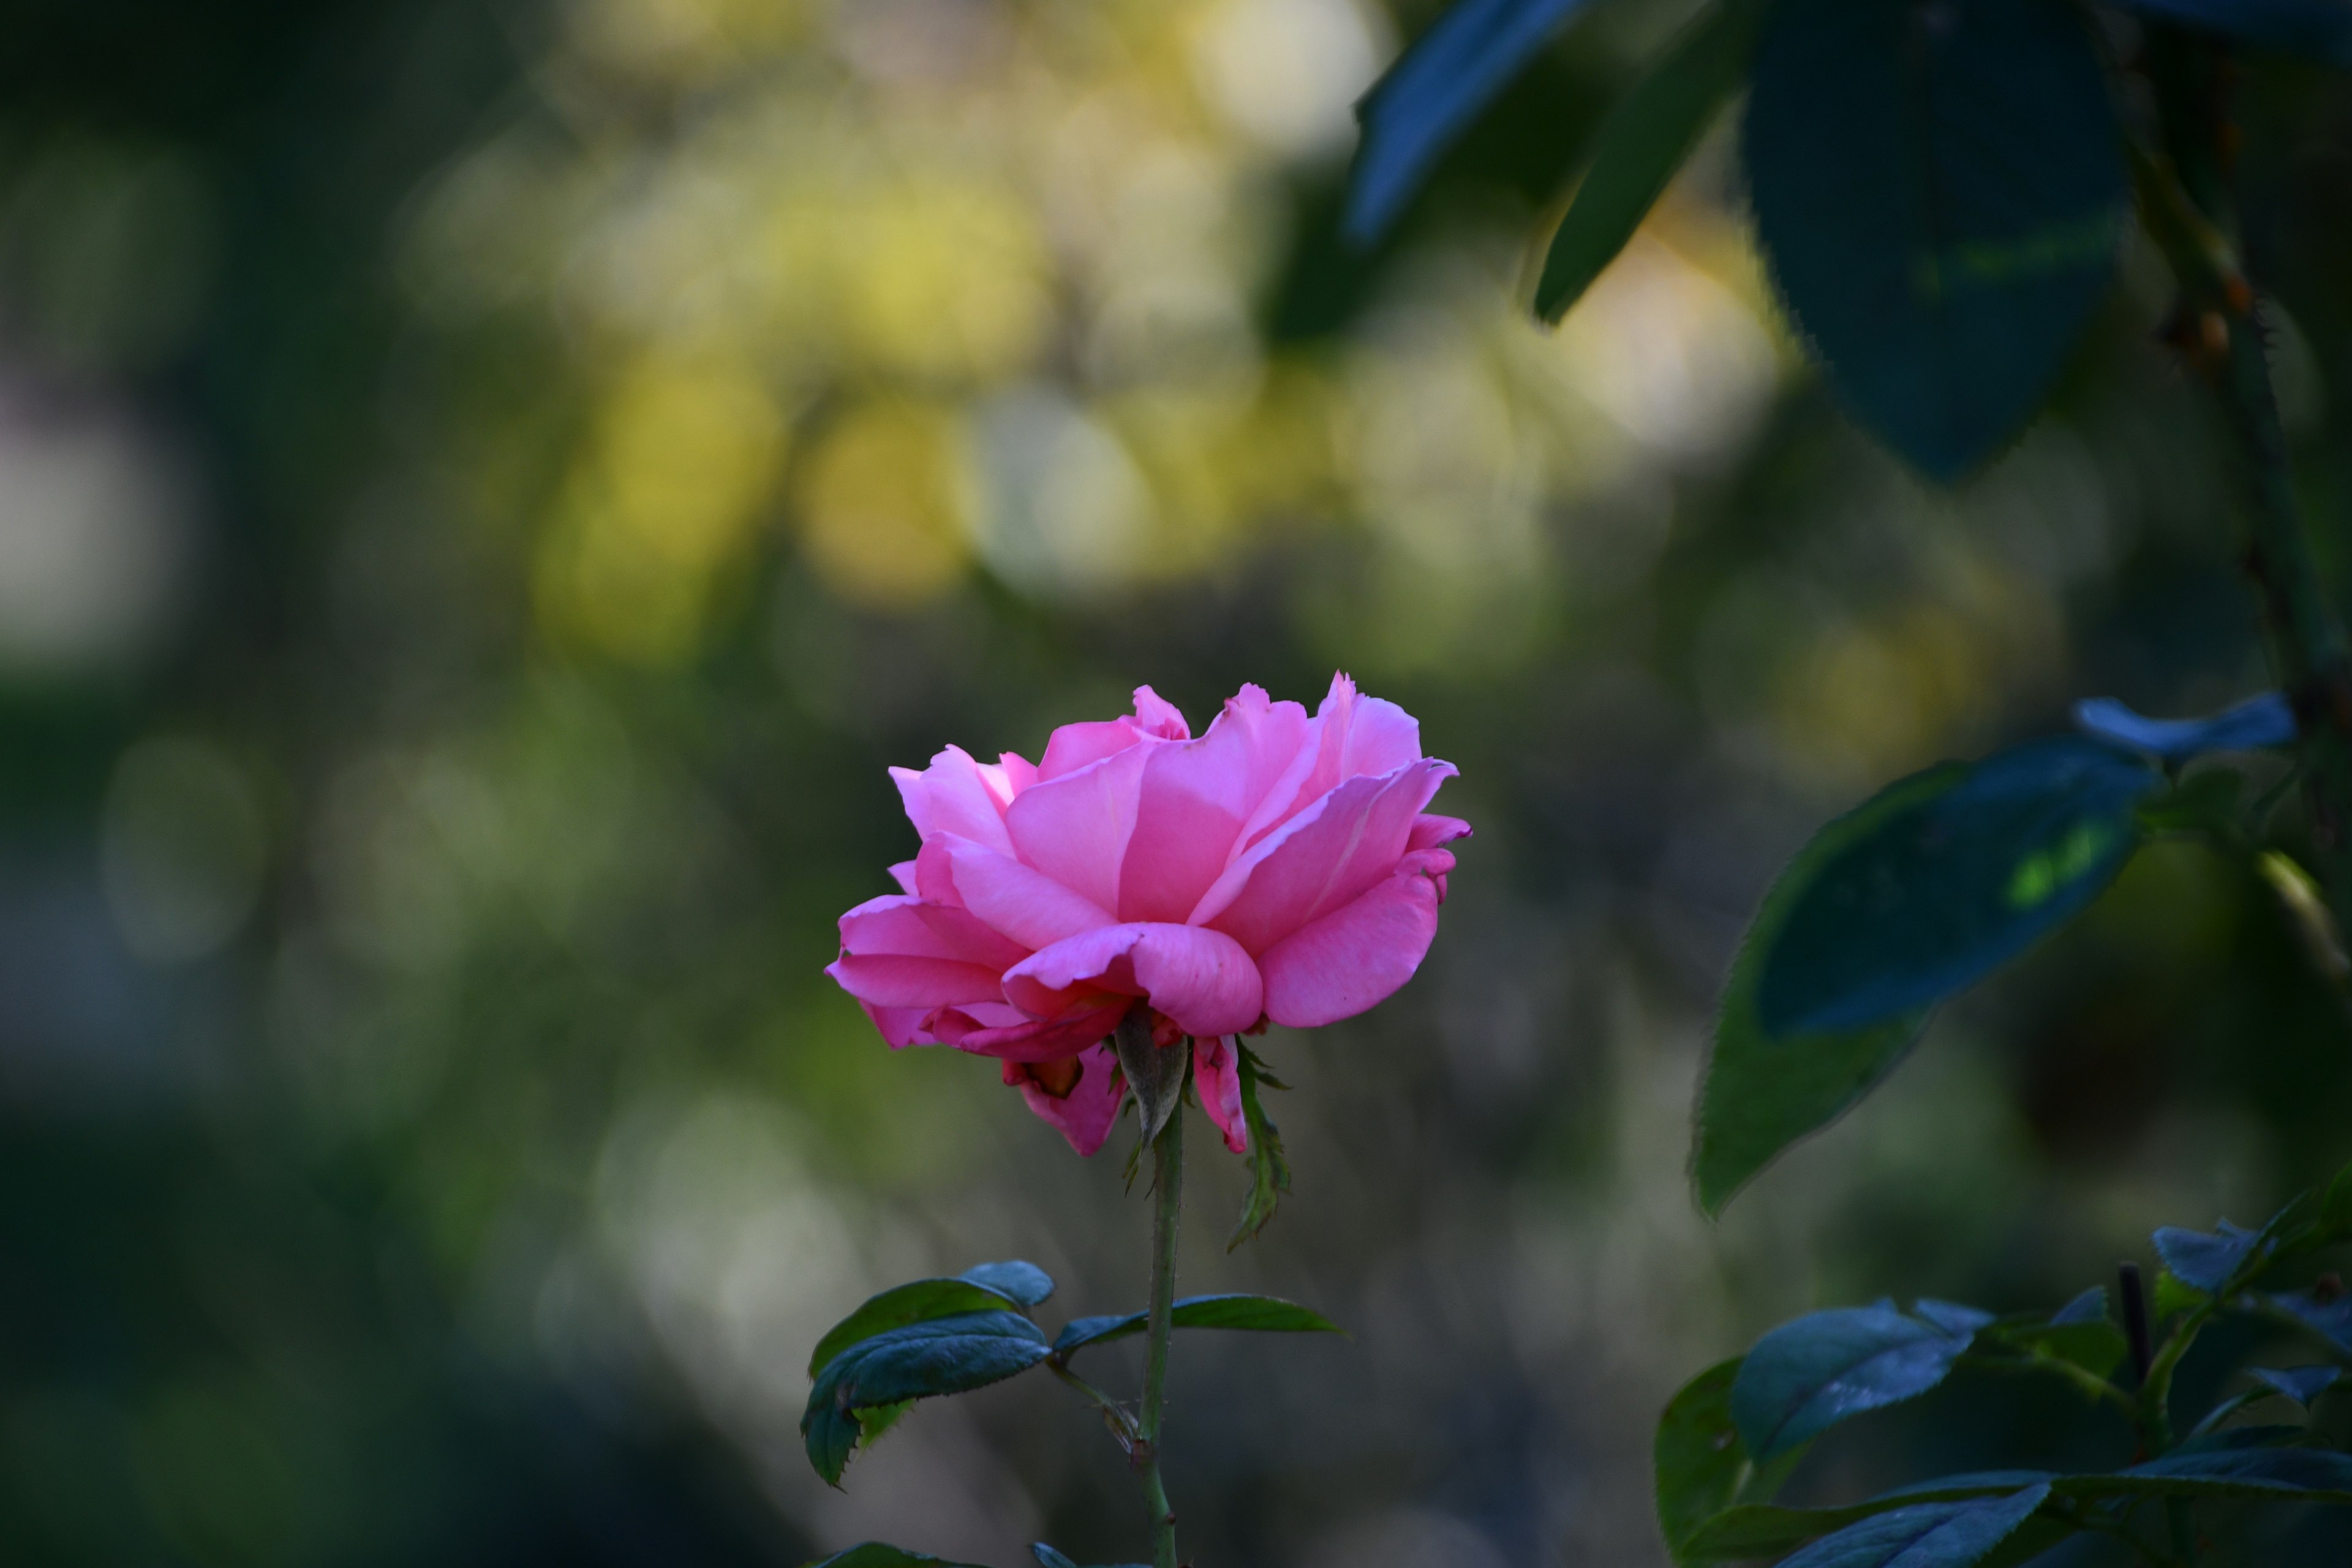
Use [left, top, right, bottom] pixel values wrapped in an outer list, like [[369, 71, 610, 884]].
[[793, 398, 973, 609], [538, 352, 786, 662], [826, 177, 1052, 385]]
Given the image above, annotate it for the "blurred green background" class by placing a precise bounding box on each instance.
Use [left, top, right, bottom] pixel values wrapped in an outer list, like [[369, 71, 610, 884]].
[[5, 0, 2352, 1562]]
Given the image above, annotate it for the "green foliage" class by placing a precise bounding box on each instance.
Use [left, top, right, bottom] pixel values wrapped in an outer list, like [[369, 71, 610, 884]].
[[1744, 0, 2126, 477], [1760, 1486, 2049, 1568], [805, 1547, 989, 1568], [1050, 1295, 1342, 1357], [1227, 1044, 1292, 1250], [2123, 0, 2352, 64], [807, 1264, 1055, 1378], [1030, 1546, 1146, 1568], [802, 1311, 1052, 1485], [1730, 1301, 1988, 1460], [1654, 1359, 1807, 1564], [1533, 0, 1762, 322], [1696, 738, 2162, 1213]]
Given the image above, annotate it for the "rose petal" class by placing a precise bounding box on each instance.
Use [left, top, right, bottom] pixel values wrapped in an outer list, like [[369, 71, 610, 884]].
[[1193, 1036, 1247, 1154], [1119, 690, 1308, 922], [1005, 744, 1150, 914], [839, 894, 1031, 970], [937, 998, 1128, 1061], [1408, 814, 1472, 853], [1194, 758, 1455, 949], [1257, 853, 1446, 1028], [888, 859, 921, 896], [1005, 1040, 1125, 1155], [943, 835, 1116, 950], [892, 745, 1018, 856], [1003, 922, 1263, 1039]]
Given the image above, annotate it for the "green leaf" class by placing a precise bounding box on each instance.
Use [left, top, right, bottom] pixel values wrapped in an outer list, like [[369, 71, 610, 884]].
[[1051, 1294, 1343, 1357], [2153, 1220, 2265, 1294], [1691, 767, 1953, 1215], [2247, 1365, 2342, 1408], [2054, 1445, 2352, 1502], [856, 1400, 912, 1447], [1776, 1487, 2051, 1568], [1227, 1042, 1292, 1250], [806, 1546, 990, 1568], [1994, 1300, 2126, 1385], [2154, 1268, 2209, 1322], [802, 1311, 1050, 1485], [2268, 1285, 2352, 1352], [1744, 0, 2126, 477], [1534, 0, 1762, 322], [1031, 1549, 1146, 1568], [1680, 1474, 2053, 1561], [960, 1260, 1054, 1308], [1654, 1359, 1807, 1563], [1732, 1301, 1986, 1460], [2119, 0, 2352, 65], [807, 1268, 1049, 1379], [1757, 739, 2159, 1037]]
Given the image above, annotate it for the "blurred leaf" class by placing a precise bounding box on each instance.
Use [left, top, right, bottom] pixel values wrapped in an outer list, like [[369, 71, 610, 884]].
[[1345, 0, 1599, 242], [2051, 1286, 2109, 1325], [1534, 0, 1762, 322], [1227, 1042, 1292, 1250], [960, 1261, 1055, 1308], [2247, 1365, 2342, 1408], [2064, 1445, 2352, 1501], [1655, 1359, 1808, 1563], [1692, 764, 1954, 1215], [1744, 0, 2125, 477], [1681, 1474, 2054, 1560], [2118, 0, 2352, 63], [1113, 1009, 1188, 1152], [2156, 1268, 2210, 1321], [2269, 1285, 2352, 1351], [2075, 692, 2296, 761], [1732, 1301, 1984, 1461], [1767, 1487, 2051, 1568], [1030, 1549, 1144, 1568], [1996, 1314, 2126, 1384], [802, 1311, 1050, 1485], [1051, 1294, 1342, 1357], [807, 1547, 990, 1568], [2154, 1219, 2265, 1293], [1757, 739, 2160, 1037], [2135, 769, 2247, 836], [807, 1270, 1049, 1379]]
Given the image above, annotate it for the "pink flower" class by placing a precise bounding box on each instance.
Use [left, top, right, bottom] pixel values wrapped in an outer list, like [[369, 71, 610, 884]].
[[826, 675, 1469, 1155]]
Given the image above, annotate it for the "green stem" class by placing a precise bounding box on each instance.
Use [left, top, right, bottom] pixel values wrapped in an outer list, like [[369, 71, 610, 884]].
[[2141, 26, 2352, 940], [1136, 1101, 1186, 1568]]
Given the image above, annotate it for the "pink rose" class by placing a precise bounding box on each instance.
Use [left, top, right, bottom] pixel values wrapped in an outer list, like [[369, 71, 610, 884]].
[[825, 675, 1469, 1156]]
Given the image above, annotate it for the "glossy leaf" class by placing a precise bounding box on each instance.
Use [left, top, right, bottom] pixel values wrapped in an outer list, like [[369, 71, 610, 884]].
[[1654, 1359, 1808, 1562], [807, 1546, 990, 1568], [2074, 692, 2296, 761], [1732, 1302, 1983, 1460], [2153, 1219, 2264, 1294], [2248, 1365, 2342, 1408], [961, 1260, 1054, 1308], [1758, 739, 2160, 1036], [1691, 768, 1953, 1215], [2118, 0, 2352, 64], [807, 1270, 1047, 1379], [1681, 1474, 2054, 1561], [802, 1311, 1050, 1485], [1345, 0, 1597, 243], [1744, 0, 2125, 477], [1534, 0, 1761, 322], [1052, 1294, 1341, 1357], [1227, 1042, 1292, 1250], [1777, 1485, 2051, 1568]]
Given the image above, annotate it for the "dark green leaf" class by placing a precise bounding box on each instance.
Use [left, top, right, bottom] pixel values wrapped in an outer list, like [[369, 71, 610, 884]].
[[1744, 0, 2125, 477], [1681, 1474, 2053, 1561], [2119, 0, 2352, 64], [1534, 0, 1761, 322], [2054, 1445, 2352, 1502], [2134, 768, 2247, 837], [1344, 0, 1599, 242], [1113, 1008, 1188, 1150], [2155, 1267, 2209, 1321], [1776, 1485, 2050, 1568], [1654, 1359, 1807, 1563], [805, 1546, 990, 1568], [856, 1400, 911, 1447], [2075, 692, 2296, 762], [2049, 1286, 2107, 1325], [1692, 768, 1953, 1215], [1757, 739, 2159, 1036], [1996, 1306, 2126, 1385], [961, 1260, 1054, 1308], [1031, 1549, 1080, 1568], [807, 1274, 1042, 1379], [2248, 1365, 2342, 1408], [802, 1311, 1050, 1485], [1227, 1042, 1292, 1250], [1732, 1302, 1983, 1460], [1052, 1294, 1343, 1357], [2154, 1220, 2264, 1293], [2269, 1286, 2352, 1352]]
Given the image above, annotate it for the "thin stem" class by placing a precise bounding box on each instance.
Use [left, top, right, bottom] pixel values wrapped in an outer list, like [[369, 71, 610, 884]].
[[1136, 1100, 1186, 1568]]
